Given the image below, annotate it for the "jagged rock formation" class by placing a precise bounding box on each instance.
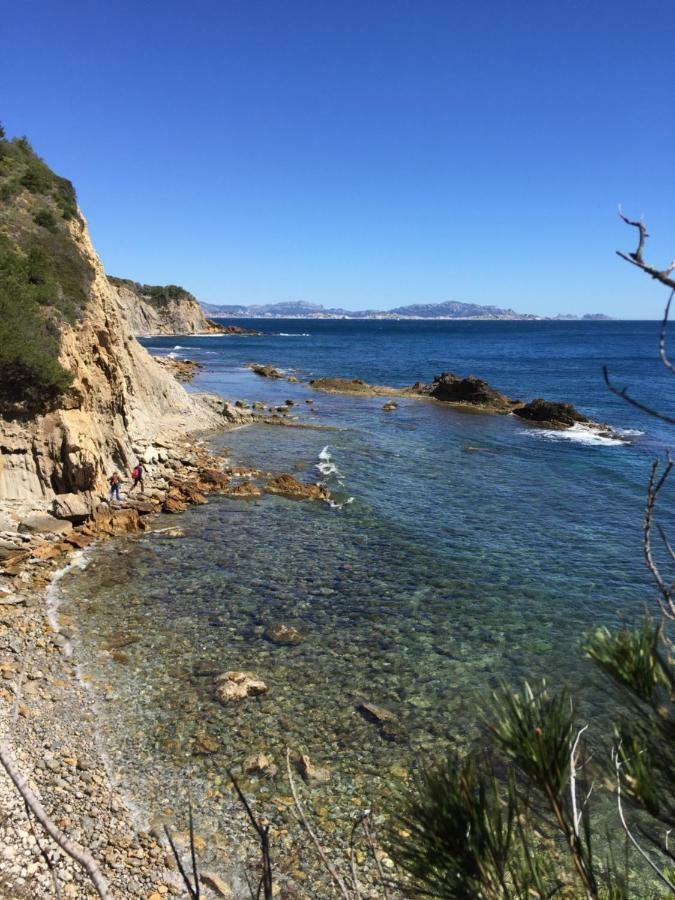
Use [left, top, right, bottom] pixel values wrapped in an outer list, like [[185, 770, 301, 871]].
[[310, 372, 610, 431], [0, 138, 220, 517], [109, 278, 225, 336]]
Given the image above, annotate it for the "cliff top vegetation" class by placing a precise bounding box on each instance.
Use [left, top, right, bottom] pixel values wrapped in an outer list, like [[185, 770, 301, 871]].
[[0, 127, 94, 417], [108, 276, 197, 309]]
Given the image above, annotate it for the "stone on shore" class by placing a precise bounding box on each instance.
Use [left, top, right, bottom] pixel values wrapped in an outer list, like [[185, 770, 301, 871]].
[[215, 671, 268, 704], [18, 514, 73, 536], [52, 492, 95, 523], [84, 508, 145, 535], [265, 474, 329, 502]]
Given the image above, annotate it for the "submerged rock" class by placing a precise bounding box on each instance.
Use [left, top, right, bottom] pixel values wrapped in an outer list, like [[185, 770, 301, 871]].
[[383, 401, 398, 411], [243, 752, 278, 778], [194, 733, 220, 754], [215, 671, 268, 704], [299, 753, 331, 784], [357, 700, 397, 724], [265, 623, 304, 646], [265, 474, 329, 502]]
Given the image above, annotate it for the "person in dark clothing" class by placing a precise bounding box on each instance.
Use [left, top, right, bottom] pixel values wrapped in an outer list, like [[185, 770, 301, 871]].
[[109, 472, 122, 501], [130, 462, 145, 492]]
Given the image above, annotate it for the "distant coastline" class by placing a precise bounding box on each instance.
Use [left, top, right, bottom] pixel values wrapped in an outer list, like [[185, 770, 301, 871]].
[[201, 299, 612, 321]]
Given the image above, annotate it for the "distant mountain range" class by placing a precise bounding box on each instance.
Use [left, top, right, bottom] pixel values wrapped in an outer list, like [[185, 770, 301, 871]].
[[200, 299, 611, 321]]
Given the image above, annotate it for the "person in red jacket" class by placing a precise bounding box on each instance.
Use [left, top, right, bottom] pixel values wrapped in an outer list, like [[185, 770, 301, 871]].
[[130, 462, 145, 493]]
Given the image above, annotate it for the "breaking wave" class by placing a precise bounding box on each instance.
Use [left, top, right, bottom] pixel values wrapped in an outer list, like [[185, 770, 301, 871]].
[[521, 423, 644, 447]]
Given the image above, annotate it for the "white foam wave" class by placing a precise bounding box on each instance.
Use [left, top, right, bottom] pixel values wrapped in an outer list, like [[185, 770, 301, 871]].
[[316, 445, 344, 480], [521, 422, 636, 447], [45, 549, 93, 655], [277, 333, 310, 337], [328, 496, 355, 509]]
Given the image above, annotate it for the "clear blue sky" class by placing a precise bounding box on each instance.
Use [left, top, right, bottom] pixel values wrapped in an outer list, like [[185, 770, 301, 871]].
[[3, 0, 674, 316]]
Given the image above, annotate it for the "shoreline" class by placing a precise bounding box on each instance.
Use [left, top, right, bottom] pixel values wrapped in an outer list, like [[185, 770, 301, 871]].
[[0, 382, 344, 898]]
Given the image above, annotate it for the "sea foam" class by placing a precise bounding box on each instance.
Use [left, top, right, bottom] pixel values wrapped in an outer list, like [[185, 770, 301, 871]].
[[521, 422, 643, 447]]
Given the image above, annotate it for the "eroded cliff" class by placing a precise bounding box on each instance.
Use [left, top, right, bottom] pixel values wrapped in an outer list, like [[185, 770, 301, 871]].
[[109, 278, 225, 336], [0, 137, 221, 517]]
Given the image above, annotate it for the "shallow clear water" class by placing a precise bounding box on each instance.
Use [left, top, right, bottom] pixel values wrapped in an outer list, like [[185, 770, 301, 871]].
[[58, 319, 675, 887]]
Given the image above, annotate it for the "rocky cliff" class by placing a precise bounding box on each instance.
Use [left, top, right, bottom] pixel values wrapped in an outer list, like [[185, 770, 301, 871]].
[[0, 137, 221, 519], [109, 278, 225, 336]]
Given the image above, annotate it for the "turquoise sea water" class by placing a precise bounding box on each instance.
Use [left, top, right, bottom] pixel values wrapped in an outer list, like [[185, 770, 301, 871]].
[[57, 319, 675, 889]]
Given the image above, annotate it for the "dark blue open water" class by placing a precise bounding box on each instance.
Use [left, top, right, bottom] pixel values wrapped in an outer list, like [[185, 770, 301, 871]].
[[57, 319, 675, 889]]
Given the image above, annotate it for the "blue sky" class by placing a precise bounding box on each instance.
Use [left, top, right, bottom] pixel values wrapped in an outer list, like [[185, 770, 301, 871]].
[[3, 0, 674, 316]]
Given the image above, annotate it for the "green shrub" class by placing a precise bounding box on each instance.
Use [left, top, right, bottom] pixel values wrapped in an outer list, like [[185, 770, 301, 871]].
[[33, 208, 58, 232]]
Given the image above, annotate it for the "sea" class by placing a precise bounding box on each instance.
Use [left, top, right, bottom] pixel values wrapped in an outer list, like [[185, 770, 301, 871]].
[[55, 318, 675, 890]]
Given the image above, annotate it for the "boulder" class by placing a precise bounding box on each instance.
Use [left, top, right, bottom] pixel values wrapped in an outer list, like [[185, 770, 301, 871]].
[[513, 398, 590, 428], [52, 492, 95, 523], [427, 373, 513, 410], [163, 495, 188, 514], [198, 469, 231, 490], [247, 364, 284, 379], [85, 508, 145, 536], [215, 671, 268, 704], [18, 514, 73, 536], [383, 401, 398, 411], [222, 402, 254, 424], [265, 474, 329, 503], [265, 623, 304, 646]]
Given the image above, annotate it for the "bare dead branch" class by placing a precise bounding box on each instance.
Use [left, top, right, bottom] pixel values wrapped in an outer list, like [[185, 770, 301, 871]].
[[602, 367, 675, 425], [286, 748, 354, 899], [570, 724, 590, 836], [657, 523, 675, 563], [362, 815, 392, 900], [163, 823, 200, 900], [644, 454, 675, 620], [617, 209, 675, 290], [613, 746, 675, 891], [227, 770, 273, 900], [659, 290, 675, 372], [24, 800, 61, 900], [0, 742, 111, 899]]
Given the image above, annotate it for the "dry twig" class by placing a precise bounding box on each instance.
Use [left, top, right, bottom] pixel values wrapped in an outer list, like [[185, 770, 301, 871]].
[[0, 742, 111, 899]]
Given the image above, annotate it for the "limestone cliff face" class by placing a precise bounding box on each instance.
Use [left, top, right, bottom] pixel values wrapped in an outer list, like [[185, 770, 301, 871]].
[[0, 215, 221, 511], [110, 281, 224, 336]]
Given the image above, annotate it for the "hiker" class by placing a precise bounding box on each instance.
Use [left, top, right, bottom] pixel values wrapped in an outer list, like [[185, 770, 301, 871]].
[[109, 472, 122, 502], [130, 462, 145, 492]]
